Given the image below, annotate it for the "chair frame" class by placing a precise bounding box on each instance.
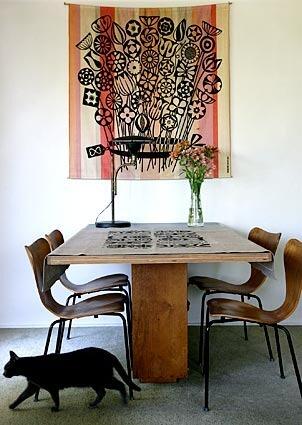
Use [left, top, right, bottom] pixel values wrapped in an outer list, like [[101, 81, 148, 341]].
[[25, 239, 134, 400], [203, 315, 302, 411], [202, 238, 302, 411], [45, 229, 132, 341], [190, 227, 281, 367]]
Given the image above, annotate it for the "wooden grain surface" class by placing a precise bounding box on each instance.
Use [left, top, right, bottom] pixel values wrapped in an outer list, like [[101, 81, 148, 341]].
[[47, 251, 271, 265], [47, 223, 272, 265], [132, 263, 188, 382]]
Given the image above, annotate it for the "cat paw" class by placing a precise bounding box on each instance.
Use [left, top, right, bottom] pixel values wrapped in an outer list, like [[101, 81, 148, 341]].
[[9, 404, 16, 410], [123, 395, 129, 405], [88, 403, 98, 409], [51, 406, 59, 412]]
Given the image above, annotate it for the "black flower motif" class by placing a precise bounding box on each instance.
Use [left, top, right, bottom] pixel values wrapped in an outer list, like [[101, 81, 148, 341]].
[[157, 78, 174, 98], [93, 35, 111, 54], [176, 62, 197, 80], [181, 43, 200, 64], [186, 25, 202, 42], [76, 33, 93, 50], [149, 96, 167, 120], [169, 97, 187, 116], [159, 59, 174, 76], [158, 17, 174, 36], [131, 90, 151, 109], [141, 49, 159, 70], [91, 16, 112, 34], [140, 16, 159, 27], [115, 73, 136, 96], [203, 74, 222, 94], [160, 114, 178, 131], [119, 105, 136, 124], [202, 53, 222, 72], [177, 80, 194, 99], [200, 36, 215, 53], [83, 88, 100, 107], [107, 51, 126, 77], [188, 100, 206, 120], [196, 88, 215, 104], [159, 38, 178, 58], [125, 19, 141, 37], [106, 92, 123, 110], [140, 27, 159, 48], [139, 70, 157, 92], [95, 108, 113, 126], [124, 39, 141, 58], [78, 68, 94, 85], [95, 70, 113, 91], [202, 21, 222, 36], [135, 113, 150, 133], [127, 60, 142, 76]]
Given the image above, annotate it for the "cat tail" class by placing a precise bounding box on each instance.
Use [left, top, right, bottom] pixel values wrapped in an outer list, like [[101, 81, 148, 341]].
[[113, 357, 141, 392]]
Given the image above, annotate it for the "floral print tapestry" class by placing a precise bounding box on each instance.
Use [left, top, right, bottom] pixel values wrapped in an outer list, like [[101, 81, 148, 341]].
[[69, 3, 230, 179]]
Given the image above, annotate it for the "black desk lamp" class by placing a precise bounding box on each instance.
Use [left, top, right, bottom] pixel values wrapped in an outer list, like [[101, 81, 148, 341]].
[[95, 138, 147, 228]]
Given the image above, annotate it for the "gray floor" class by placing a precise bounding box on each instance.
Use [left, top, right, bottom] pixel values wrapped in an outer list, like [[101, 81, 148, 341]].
[[0, 326, 301, 425]]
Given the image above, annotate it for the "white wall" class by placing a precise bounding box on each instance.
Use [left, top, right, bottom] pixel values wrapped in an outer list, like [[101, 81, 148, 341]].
[[0, 0, 301, 327]]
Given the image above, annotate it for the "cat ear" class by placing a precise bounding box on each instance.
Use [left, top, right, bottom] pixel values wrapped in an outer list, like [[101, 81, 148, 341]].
[[9, 351, 18, 360]]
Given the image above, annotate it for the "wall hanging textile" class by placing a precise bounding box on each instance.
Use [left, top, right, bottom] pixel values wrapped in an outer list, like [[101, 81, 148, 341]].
[[68, 3, 230, 179]]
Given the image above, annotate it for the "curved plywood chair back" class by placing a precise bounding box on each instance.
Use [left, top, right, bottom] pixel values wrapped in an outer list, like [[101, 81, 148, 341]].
[[243, 227, 281, 292], [45, 229, 72, 289], [275, 239, 302, 322], [25, 238, 61, 315], [45, 229, 64, 251], [248, 227, 281, 255]]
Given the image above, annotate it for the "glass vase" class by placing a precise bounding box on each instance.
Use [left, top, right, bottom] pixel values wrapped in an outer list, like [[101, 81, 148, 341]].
[[188, 180, 204, 227]]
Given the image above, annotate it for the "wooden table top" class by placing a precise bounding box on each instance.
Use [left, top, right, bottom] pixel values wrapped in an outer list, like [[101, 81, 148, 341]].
[[47, 223, 272, 265]]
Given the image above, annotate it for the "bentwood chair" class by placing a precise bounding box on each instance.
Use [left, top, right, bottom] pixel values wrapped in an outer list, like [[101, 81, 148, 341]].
[[189, 227, 281, 366], [25, 238, 134, 398], [203, 238, 302, 411], [45, 229, 132, 340]]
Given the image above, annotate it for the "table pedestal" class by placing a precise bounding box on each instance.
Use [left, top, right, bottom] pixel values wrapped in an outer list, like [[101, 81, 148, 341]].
[[131, 263, 188, 383]]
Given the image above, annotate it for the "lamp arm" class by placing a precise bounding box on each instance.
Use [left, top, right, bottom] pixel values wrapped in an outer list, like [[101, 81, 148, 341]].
[[113, 156, 137, 195]]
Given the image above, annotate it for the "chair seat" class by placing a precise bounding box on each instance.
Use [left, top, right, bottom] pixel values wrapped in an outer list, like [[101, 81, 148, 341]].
[[207, 298, 278, 325], [189, 275, 249, 295], [62, 273, 129, 295], [56, 292, 126, 320]]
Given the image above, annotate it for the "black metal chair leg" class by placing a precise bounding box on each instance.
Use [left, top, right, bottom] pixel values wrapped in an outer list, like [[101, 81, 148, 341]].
[[241, 295, 248, 340], [278, 325, 302, 397], [274, 325, 285, 379], [203, 309, 210, 411], [125, 298, 133, 367], [35, 319, 61, 402], [249, 294, 274, 361], [199, 291, 209, 367], [202, 307, 210, 376], [126, 280, 132, 319], [43, 319, 61, 355], [65, 294, 75, 306], [118, 313, 133, 400], [203, 312, 225, 411], [262, 324, 274, 361], [58, 320, 66, 353], [67, 295, 77, 340], [55, 319, 65, 354]]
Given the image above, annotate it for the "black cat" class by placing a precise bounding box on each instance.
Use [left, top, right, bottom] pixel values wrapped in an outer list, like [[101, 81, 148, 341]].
[[3, 347, 141, 411]]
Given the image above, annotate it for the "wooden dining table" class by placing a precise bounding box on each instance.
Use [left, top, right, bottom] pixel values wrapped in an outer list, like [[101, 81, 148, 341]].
[[46, 223, 272, 383]]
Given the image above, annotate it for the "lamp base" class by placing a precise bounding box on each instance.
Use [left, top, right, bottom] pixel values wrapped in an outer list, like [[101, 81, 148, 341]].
[[95, 221, 131, 228]]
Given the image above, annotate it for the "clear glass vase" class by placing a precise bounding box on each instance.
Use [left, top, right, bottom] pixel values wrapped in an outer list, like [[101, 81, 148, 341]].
[[188, 180, 204, 227]]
